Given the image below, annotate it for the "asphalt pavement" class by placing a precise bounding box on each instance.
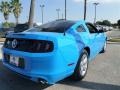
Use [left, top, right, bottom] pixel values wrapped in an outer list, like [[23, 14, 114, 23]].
[[106, 29, 120, 39], [0, 43, 120, 90]]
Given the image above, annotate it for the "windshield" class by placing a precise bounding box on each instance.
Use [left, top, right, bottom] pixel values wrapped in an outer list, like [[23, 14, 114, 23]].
[[26, 20, 76, 33]]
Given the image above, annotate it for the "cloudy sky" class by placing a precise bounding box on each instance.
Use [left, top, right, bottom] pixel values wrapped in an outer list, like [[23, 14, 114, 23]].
[[0, 0, 120, 23]]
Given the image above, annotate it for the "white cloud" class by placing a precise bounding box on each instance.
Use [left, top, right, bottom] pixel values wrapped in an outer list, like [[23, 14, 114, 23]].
[[73, 0, 120, 3]]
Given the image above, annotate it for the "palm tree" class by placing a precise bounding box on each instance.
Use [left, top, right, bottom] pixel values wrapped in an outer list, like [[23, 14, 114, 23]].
[[84, 0, 87, 20], [65, 0, 67, 20], [11, 0, 22, 25], [28, 0, 35, 28], [0, 1, 12, 23]]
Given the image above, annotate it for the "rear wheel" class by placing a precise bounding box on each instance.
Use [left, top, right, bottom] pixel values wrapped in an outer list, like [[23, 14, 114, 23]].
[[72, 50, 88, 80]]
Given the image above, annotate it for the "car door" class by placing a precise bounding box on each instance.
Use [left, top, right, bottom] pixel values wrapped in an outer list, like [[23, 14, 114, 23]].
[[71, 24, 89, 53], [85, 23, 102, 59], [88, 24, 105, 52], [73, 23, 98, 60]]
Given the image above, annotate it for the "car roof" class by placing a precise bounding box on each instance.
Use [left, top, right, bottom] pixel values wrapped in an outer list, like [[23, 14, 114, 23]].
[[38, 19, 77, 30], [41, 19, 76, 27]]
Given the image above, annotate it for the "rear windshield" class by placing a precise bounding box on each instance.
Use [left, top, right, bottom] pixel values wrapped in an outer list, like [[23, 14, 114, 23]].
[[26, 20, 76, 33]]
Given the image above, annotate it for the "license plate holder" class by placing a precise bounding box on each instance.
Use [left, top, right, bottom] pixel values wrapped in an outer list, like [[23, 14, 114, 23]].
[[10, 56, 19, 67]]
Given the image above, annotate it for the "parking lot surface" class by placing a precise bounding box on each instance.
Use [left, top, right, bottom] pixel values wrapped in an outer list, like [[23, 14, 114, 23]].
[[0, 43, 120, 90], [106, 30, 120, 39]]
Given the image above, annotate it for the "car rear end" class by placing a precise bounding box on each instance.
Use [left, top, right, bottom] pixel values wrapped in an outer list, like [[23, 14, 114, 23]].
[[2, 32, 63, 83], [2, 20, 80, 84]]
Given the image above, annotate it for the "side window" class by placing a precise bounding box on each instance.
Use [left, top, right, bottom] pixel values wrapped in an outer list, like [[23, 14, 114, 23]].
[[86, 23, 98, 33], [77, 25, 86, 32]]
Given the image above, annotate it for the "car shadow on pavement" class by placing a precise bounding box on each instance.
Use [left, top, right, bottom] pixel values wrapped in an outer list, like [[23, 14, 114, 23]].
[[1, 60, 120, 90], [59, 78, 120, 90]]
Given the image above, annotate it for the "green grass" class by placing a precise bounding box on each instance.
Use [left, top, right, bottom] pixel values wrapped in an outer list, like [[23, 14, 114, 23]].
[[108, 38, 120, 42]]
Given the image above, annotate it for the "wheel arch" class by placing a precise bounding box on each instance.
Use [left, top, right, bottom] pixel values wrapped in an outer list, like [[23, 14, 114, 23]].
[[84, 47, 90, 58]]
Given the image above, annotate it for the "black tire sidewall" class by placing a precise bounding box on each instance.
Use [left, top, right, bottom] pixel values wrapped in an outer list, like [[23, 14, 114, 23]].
[[73, 50, 89, 80], [101, 41, 107, 53]]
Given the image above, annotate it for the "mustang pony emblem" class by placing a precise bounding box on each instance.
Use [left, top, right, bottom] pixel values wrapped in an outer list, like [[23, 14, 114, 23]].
[[12, 39, 17, 48]]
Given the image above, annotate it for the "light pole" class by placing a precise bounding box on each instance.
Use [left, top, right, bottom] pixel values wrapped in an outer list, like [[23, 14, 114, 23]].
[[84, 0, 87, 20], [65, 0, 67, 20], [93, 2, 99, 24], [56, 9, 60, 20], [62, 13, 64, 19], [40, 5, 45, 24]]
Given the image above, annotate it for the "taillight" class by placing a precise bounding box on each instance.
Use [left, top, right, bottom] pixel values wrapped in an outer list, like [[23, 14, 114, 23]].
[[45, 43, 50, 51], [36, 41, 54, 52], [4, 38, 54, 53]]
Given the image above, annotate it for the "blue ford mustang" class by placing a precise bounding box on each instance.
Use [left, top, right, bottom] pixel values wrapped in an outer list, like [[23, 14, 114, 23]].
[[2, 20, 107, 84]]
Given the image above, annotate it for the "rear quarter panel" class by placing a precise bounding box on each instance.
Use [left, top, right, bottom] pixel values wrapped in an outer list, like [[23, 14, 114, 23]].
[[56, 34, 79, 71]]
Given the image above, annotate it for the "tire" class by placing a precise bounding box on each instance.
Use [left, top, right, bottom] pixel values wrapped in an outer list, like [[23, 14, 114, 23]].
[[100, 41, 107, 53], [72, 50, 89, 81]]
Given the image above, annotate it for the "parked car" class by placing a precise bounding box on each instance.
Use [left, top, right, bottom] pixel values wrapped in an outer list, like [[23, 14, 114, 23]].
[[2, 20, 107, 84], [109, 26, 113, 31], [0, 28, 14, 38], [96, 25, 105, 32], [14, 23, 29, 33], [96, 25, 113, 32], [102, 25, 112, 32]]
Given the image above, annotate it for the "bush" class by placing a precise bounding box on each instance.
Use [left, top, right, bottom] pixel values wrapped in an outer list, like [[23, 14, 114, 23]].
[[2, 22, 15, 28], [2, 22, 10, 28]]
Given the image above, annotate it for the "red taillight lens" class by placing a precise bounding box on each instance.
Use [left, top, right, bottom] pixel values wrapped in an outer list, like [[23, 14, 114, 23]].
[[4, 38, 54, 53], [45, 43, 50, 51], [36, 41, 54, 52]]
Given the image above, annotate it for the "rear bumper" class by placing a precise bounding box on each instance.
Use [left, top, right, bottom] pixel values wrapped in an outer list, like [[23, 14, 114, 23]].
[[2, 48, 73, 84], [3, 62, 71, 84]]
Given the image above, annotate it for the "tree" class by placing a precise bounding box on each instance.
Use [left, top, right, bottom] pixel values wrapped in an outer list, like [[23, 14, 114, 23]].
[[117, 20, 120, 25], [28, 0, 35, 28], [0, 1, 12, 23], [11, 0, 22, 25], [2, 22, 15, 28], [117, 19, 120, 29], [65, 0, 67, 20], [84, 0, 87, 20], [96, 21, 103, 25], [102, 20, 111, 26]]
